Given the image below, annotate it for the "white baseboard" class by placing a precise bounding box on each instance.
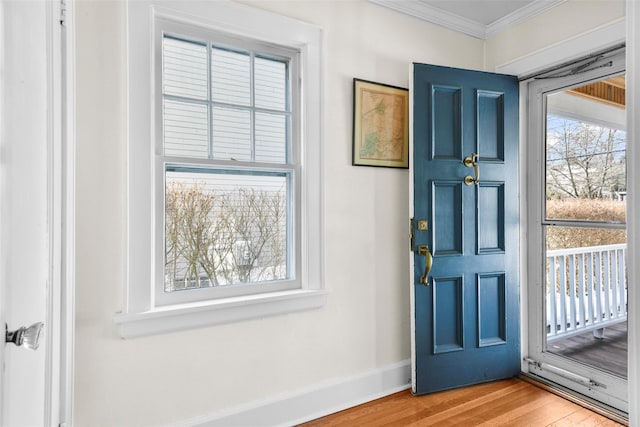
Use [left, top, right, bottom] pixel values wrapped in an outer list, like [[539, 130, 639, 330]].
[[173, 359, 411, 427]]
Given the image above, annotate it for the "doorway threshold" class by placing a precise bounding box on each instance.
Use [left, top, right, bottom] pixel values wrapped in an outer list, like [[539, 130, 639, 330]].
[[519, 373, 628, 425]]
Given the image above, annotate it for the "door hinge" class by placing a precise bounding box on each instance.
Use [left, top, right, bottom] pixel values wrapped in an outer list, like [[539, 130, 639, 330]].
[[410, 218, 414, 251], [60, 0, 67, 26]]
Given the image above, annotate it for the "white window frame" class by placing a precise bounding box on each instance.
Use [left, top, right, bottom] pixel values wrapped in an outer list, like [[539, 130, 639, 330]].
[[115, 0, 325, 338], [155, 19, 302, 306]]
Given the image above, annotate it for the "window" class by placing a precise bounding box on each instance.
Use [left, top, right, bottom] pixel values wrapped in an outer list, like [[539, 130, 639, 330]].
[[156, 21, 301, 306], [116, 1, 324, 337]]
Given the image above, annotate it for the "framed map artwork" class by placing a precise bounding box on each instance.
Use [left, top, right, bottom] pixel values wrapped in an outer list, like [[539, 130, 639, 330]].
[[352, 79, 409, 168]]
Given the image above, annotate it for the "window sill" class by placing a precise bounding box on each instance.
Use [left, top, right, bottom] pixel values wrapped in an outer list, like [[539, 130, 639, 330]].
[[114, 289, 327, 338]]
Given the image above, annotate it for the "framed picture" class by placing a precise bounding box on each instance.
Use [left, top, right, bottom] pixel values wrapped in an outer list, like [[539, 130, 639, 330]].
[[352, 78, 409, 168]]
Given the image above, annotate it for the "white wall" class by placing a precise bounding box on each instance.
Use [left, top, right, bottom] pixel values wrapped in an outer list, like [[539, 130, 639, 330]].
[[74, 1, 483, 425], [74, 0, 627, 424], [485, 0, 625, 72]]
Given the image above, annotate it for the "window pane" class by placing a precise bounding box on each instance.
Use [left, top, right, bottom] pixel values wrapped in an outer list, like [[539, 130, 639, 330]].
[[255, 112, 287, 163], [544, 224, 627, 378], [165, 168, 289, 291], [212, 107, 251, 161], [164, 99, 209, 158], [546, 225, 626, 251], [255, 56, 287, 111], [211, 47, 250, 106], [545, 89, 626, 223], [546, 197, 626, 224], [163, 36, 208, 100]]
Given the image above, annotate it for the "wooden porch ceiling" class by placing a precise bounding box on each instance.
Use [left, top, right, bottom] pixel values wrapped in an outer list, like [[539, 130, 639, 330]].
[[568, 75, 626, 108]]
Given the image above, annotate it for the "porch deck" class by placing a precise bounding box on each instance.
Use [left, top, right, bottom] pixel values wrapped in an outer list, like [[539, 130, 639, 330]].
[[547, 321, 627, 378]]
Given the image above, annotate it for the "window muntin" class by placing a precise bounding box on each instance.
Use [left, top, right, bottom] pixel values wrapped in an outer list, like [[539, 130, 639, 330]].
[[158, 25, 299, 304]]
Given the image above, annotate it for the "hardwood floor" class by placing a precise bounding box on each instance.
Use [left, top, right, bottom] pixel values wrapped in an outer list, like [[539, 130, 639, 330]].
[[300, 378, 624, 426]]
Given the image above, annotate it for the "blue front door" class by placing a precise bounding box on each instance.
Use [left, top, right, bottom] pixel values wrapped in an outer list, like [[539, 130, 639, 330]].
[[412, 64, 520, 394]]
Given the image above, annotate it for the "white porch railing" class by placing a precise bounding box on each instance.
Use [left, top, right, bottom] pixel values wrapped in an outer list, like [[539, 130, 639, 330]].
[[546, 244, 627, 342]]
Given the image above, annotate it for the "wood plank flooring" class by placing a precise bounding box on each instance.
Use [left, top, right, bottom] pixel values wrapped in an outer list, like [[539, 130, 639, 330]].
[[548, 321, 627, 378], [300, 378, 624, 426]]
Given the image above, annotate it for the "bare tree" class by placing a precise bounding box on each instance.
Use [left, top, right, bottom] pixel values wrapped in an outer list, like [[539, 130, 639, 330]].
[[165, 182, 217, 289], [546, 118, 626, 200], [165, 183, 181, 291], [225, 187, 286, 283], [165, 182, 287, 290]]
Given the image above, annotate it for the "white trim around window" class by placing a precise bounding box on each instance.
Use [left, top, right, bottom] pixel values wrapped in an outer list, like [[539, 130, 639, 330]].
[[115, 0, 325, 338]]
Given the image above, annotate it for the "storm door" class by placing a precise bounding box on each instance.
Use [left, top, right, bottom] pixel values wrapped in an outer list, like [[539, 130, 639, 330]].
[[524, 48, 628, 414]]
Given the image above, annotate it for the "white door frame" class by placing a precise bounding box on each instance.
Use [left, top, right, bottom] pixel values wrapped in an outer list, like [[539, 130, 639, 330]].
[[624, 1, 640, 423], [46, 0, 76, 423], [496, 7, 639, 424], [54, 0, 77, 424], [1, 0, 76, 424], [59, 0, 77, 424], [32, 0, 76, 424]]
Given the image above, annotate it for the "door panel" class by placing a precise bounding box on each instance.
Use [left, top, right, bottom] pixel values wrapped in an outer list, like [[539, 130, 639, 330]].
[[477, 90, 505, 162], [432, 181, 463, 255], [478, 272, 506, 346], [432, 86, 462, 160], [432, 276, 464, 354], [477, 182, 505, 253], [412, 64, 519, 394]]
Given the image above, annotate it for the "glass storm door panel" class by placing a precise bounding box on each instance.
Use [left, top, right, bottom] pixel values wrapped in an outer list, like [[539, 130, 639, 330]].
[[545, 83, 627, 378], [545, 79, 627, 400], [411, 64, 520, 394], [525, 48, 628, 414]]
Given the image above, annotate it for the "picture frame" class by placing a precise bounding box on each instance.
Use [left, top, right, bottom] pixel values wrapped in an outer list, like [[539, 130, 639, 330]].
[[352, 78, 409, 168]]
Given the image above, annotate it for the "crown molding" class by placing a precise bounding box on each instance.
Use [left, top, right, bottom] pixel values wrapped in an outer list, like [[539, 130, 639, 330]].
[[369, 0, 486, 38], [369, 0, 566, 40], [486, 0, 566, 37]]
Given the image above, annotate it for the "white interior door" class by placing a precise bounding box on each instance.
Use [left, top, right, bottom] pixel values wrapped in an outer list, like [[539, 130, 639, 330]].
[[0, 1, 62, 425]]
